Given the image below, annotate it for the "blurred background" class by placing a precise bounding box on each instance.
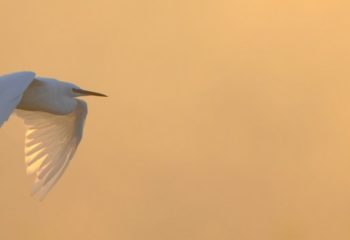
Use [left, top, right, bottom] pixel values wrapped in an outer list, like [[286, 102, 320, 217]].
[[1, 0, 350, 239]]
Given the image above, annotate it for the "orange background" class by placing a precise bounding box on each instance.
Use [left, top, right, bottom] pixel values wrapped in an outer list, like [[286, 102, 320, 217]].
[[1, 1, 350, 239]]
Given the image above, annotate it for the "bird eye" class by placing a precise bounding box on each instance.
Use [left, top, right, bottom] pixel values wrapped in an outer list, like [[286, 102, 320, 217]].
[[72, 88, 80, 93]]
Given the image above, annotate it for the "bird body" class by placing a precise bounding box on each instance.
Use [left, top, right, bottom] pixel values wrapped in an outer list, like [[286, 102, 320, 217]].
[[0, 71, 106, 199]]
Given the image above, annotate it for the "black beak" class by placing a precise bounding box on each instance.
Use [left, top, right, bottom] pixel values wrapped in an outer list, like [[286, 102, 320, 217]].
[[73, 88, 108, 97]]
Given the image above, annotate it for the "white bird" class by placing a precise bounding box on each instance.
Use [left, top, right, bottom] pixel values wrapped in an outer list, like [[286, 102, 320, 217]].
[[0, 71, 107, 199]]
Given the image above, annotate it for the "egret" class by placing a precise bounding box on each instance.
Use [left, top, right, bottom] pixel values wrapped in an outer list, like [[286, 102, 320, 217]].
[[0, 71, 107, 199]]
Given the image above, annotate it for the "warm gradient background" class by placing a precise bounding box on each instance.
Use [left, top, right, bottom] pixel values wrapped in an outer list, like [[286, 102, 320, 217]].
[[1, 1, 350, 239]]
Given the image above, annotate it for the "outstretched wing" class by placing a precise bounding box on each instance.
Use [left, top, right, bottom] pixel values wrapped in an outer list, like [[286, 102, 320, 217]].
[[16, 100, 88, 200], [0, 71, 36, 126]]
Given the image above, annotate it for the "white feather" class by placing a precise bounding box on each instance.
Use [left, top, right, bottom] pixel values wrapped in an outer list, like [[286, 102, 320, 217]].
[[0, 72, 35, 126], [16, 100, 87, 200]]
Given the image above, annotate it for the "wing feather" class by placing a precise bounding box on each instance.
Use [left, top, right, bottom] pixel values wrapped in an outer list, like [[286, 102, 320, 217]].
[[16, 100, 88, 200], [0, 72, 36, 126]]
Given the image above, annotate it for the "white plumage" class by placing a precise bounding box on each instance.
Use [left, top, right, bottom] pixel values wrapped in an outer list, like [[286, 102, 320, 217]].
[[0, 71, 106, 199]]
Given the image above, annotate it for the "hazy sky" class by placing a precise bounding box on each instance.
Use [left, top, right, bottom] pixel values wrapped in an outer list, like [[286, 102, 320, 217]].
[[1, 0, 350, 239]]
